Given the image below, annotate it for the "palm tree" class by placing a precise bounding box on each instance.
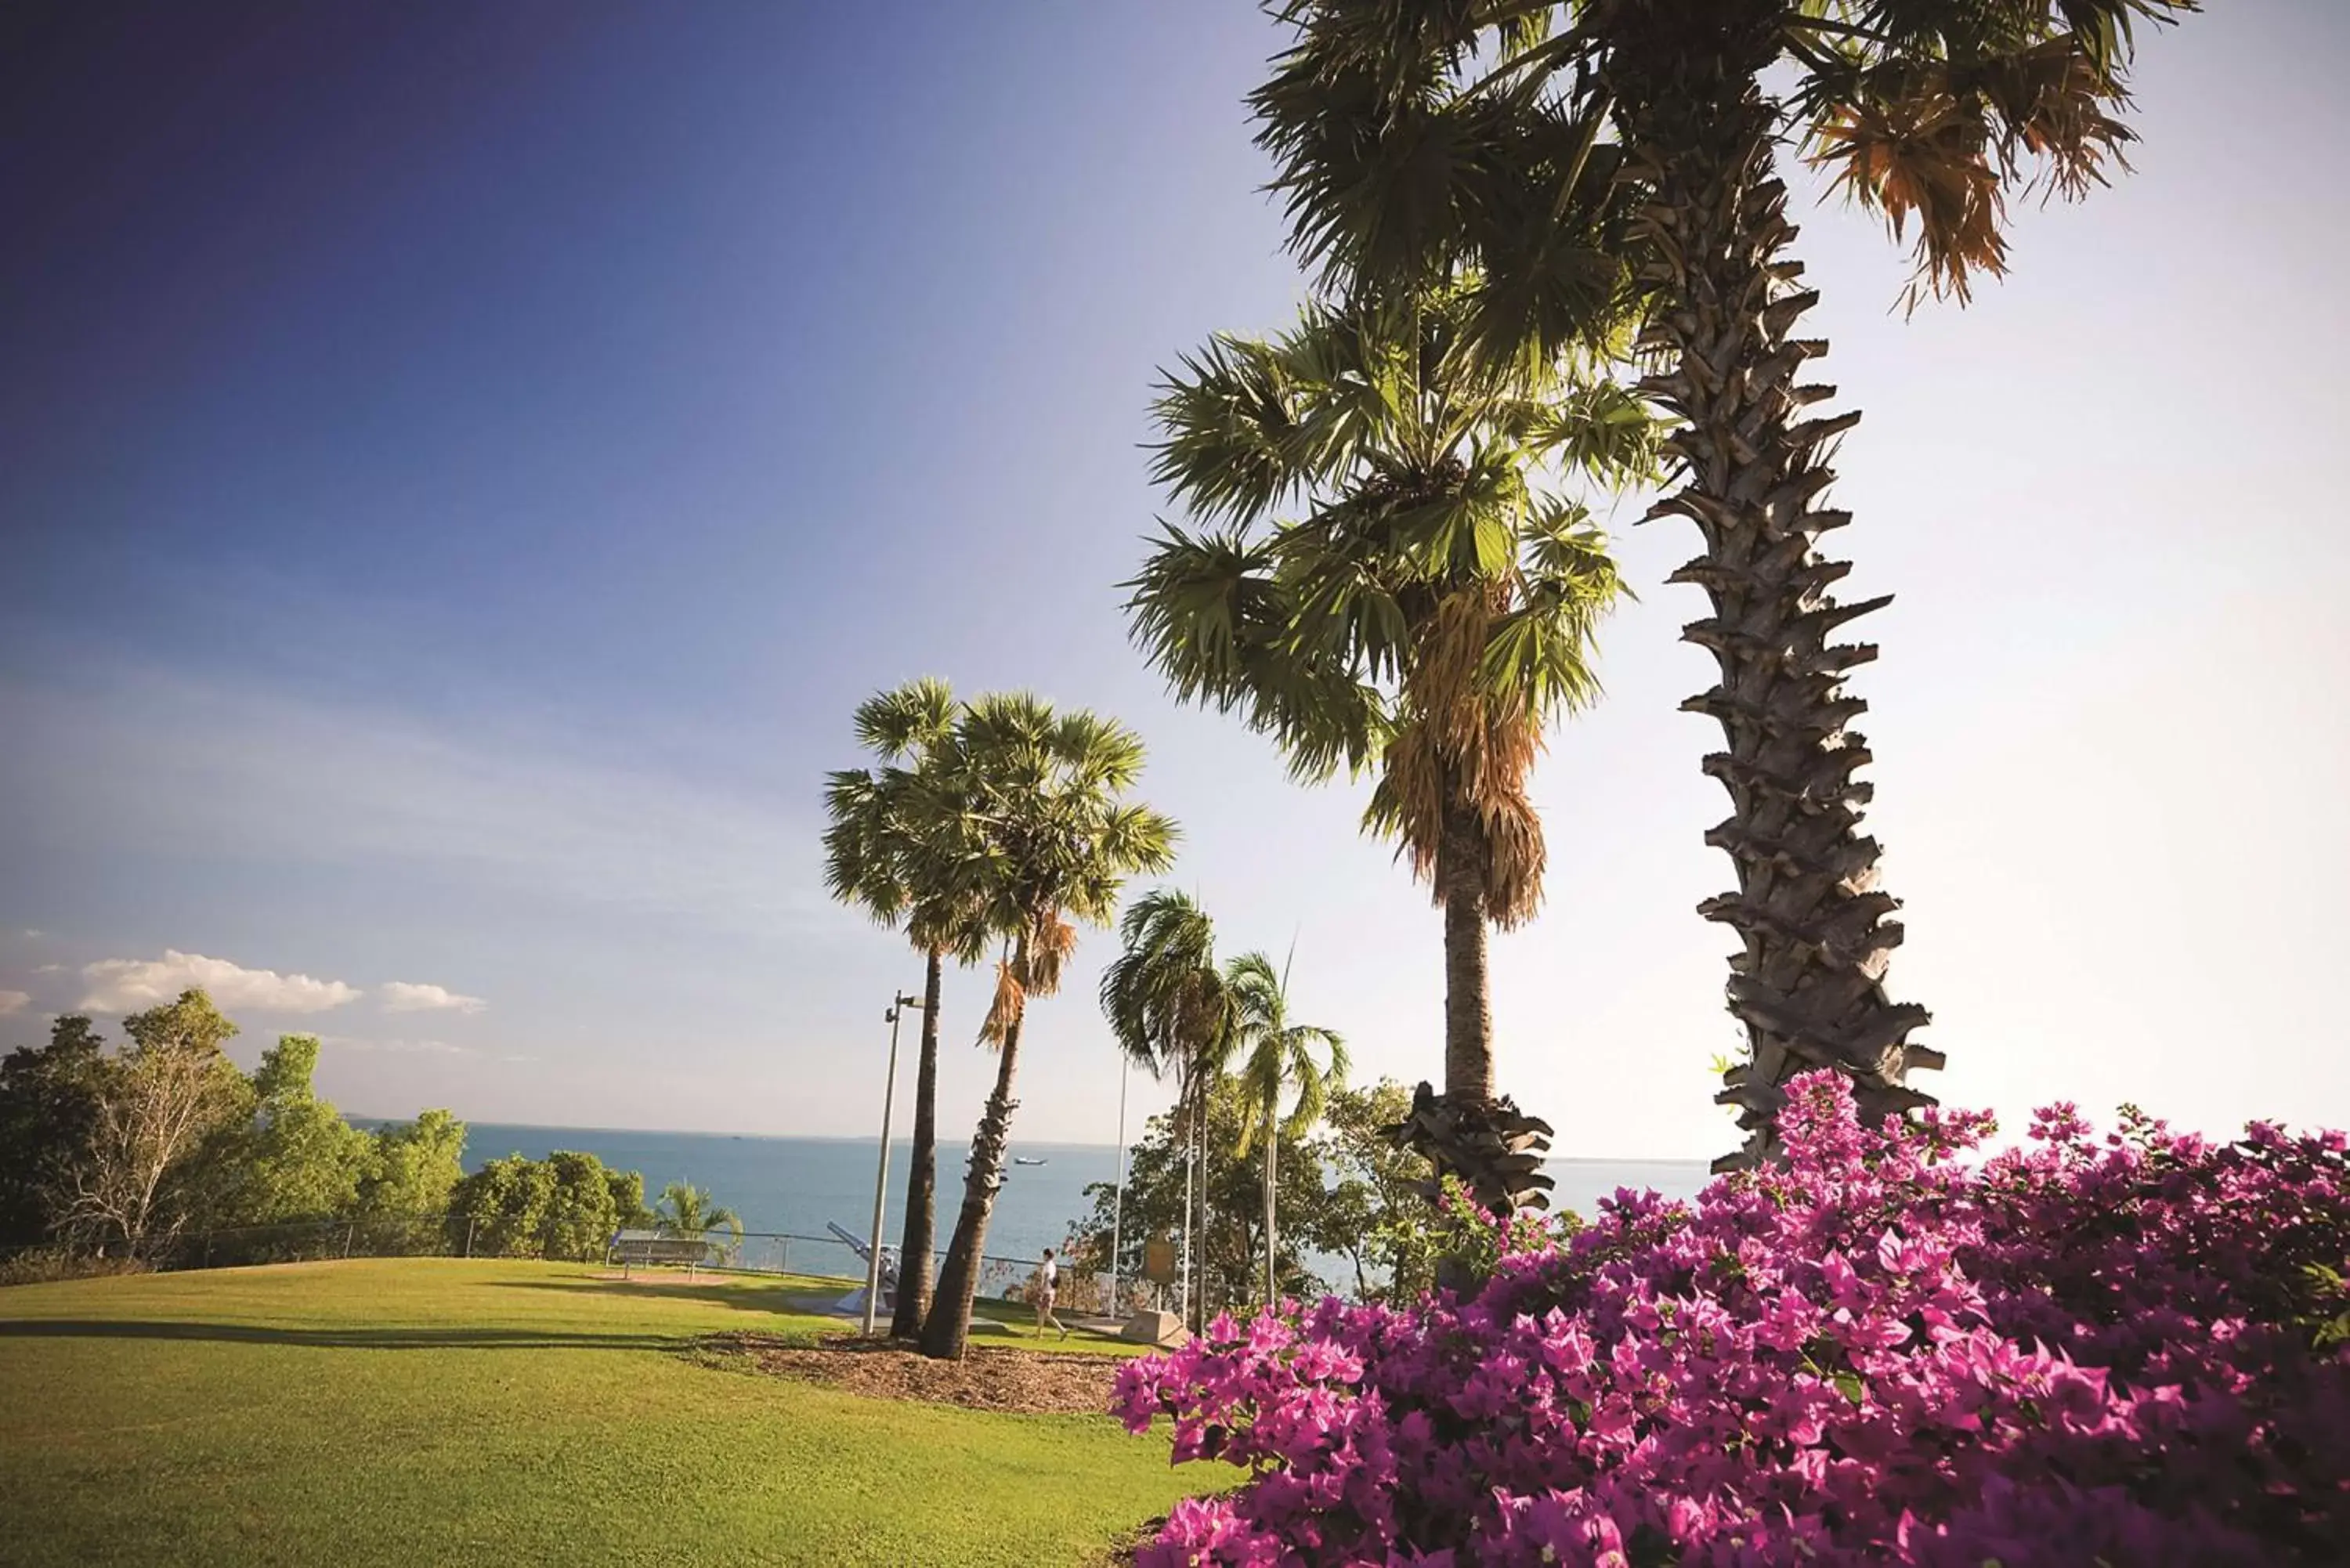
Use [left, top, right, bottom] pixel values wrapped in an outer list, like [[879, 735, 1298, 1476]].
[[1126, 287, 1649, 1209], [1100, 888, 1241, 1331], [1226, 948, 1347, 1306], [655, 1180, 743, 1259], [915, 695, 1178, 1360], [823, 677, 993, 1337], [1246, 0, 2189, 1168]]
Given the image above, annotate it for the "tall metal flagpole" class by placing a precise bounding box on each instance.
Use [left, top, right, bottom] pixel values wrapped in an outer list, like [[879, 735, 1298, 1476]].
[[862, 992, 919, 1337], [1109, 1053, 1129, 1321], [1178, 1061, 1194, 1328]]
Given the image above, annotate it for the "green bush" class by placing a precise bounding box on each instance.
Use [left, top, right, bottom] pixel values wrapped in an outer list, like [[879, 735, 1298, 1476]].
[[355, 1110, 468, 1251], [451, 1150, 637, 1261]]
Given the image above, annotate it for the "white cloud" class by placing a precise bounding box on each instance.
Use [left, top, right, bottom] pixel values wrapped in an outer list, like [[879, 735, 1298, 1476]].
[[324, 1035, 544, 1063], [379, 981, 486, 1015], [79, 950, 361, 1015], [33, 964, 62, 974], [333, 1035, 471, 1057], [0, 990, 28, 1016]]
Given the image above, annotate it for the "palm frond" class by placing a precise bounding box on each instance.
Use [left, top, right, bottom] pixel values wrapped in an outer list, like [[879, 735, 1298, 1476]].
[[1222, 945, 1347, 1155], [978, 952, 1025, 1050], [1809, 2, 2193, 309], [1148, 335, 1314, 529], [852, 676, 958, 760]]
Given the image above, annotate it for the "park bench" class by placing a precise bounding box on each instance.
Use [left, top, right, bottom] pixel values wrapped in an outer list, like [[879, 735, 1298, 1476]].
[[609, 1229, 720, 1279]]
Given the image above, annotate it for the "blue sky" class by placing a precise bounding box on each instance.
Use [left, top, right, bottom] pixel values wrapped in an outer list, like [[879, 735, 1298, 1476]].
[[4, 1, 2346, 1158]]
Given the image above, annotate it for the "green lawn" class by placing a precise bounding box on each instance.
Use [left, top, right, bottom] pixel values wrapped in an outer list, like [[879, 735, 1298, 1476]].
[[0, 1259, 1204, 1566]]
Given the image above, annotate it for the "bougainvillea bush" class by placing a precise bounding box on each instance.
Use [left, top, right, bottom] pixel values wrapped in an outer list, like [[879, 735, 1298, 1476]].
[[1115, 1072, 2350, 1566]]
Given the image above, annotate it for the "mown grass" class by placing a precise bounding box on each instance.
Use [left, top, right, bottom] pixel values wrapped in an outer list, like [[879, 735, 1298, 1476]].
[[0, 1259, 1206, 1566]]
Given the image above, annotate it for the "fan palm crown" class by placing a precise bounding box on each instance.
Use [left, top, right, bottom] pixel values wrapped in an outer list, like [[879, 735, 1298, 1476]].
[[822, 677, 992, 965]]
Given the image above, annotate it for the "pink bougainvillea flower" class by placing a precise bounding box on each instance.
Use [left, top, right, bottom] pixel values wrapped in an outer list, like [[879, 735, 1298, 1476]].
[[1116, 1071, 2350, 1566]]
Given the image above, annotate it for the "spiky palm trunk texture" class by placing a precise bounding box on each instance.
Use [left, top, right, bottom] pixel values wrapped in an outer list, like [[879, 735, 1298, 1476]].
[[888, 948, 945, 1339], [919, 1010, 1022, 1360], [1611, 7, 1941, 1170]]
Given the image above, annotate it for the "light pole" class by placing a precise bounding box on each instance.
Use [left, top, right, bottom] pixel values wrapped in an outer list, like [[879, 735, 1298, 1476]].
[[863, 990, 921, 1338]]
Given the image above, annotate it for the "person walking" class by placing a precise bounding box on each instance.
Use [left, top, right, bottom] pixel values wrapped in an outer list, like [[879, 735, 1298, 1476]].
[[1031, 1247, 1068, 1340]]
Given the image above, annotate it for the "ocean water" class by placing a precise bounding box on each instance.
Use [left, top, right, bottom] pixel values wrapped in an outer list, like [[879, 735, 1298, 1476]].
[[456, 1122, 1119, 1273], [446, 1121, 1711, 1289]]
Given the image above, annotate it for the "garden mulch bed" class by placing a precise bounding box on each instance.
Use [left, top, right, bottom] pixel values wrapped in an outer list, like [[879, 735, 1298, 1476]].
[[698, 1331, 1123, 1414]]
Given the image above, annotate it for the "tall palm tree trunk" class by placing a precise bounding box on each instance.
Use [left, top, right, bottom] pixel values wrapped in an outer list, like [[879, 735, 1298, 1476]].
[[919, 1011, 1024, 1360], [1387, 791, 1557, 1219], [1437, 795, 1494, 1104], [1614, 28, 1941, 1169], [888, 947, 944, 1339]]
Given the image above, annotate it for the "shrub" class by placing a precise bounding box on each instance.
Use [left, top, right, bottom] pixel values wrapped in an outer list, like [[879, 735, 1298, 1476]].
[[450, 1150, 632, 1262], [1115, 1072, 2350, 1566], [0, 1246, 149, 1288], [354, 1109, 468, 1248]]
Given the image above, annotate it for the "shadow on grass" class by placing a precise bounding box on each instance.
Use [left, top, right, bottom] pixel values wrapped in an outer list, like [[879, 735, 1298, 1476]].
[[961, 1317, 1130, 1354], [0, 1321, 689, 1351], [485, 1278, 803, 1314]]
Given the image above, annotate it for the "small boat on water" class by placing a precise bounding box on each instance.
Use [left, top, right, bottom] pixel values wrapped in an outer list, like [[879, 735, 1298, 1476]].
[[1013, 1156, 1048, 1166]]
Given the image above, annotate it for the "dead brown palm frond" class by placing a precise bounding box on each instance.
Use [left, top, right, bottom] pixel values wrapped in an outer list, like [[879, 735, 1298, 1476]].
[[1021, 916, 1078, 999], [1810, 77, 2009, 309], [978, 952, 1025, 1050], [1371, 717, 1446, 887], [1810, 27, 2148, 311], [1365, 580, 1548, 924], [1477, 768, 1546, 927], [1976, 35, 2138, 198]]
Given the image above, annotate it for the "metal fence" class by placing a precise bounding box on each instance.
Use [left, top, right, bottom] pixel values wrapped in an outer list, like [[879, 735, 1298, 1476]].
[[0, 1216, 1137, 1317]]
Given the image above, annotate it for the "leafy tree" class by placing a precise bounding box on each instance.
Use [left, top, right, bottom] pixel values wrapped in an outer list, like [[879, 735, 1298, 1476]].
[[0, 1016, 108, 1248], [353, 1108, 468, 1251], [824, 677, 995, 1338], [540, 1151, 624, 1261], [53, 990, 252, 1255], [450, 1150, 642, 1262], [1313, 1079, 1441, 1302], [1100, 888, 1242, 1330], [450, 1154, 555, 1257], [1227, 951, 1347, 1305], [219, 1035, 369, 1227], [1247, 0, 2189, 1167], [1069, 1077, 1338, 1313], [1126, 287, 1646, 1208], [916, 694, 1178, 1360], [605, 1165, 653, 1231]]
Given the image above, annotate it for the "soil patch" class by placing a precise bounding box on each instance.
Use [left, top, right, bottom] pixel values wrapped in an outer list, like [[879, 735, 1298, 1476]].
[[700, 1331, 1123, 1414]]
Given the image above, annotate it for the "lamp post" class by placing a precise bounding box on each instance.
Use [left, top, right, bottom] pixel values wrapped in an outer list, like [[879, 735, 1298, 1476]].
[[863, 991, 921, 1338]]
